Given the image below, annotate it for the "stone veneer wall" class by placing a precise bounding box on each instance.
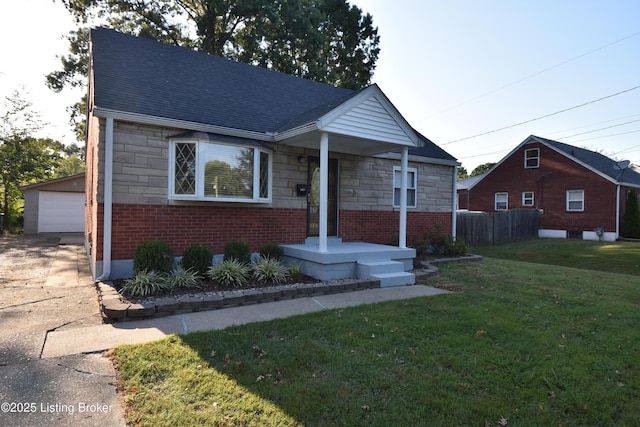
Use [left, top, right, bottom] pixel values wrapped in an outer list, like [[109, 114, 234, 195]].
[[89, 120, 455, 262]]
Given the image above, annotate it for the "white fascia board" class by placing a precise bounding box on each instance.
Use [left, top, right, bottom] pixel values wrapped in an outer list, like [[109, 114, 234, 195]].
[[273, 122, 319, 142], [92, 107, 273, 142], [316, 85, 420, 147], [374, 152, 458, 167]]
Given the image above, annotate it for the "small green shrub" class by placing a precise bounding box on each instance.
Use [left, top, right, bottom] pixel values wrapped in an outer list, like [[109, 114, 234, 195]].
[[133, 240, 174, 274], [288, 263, 303, 278], [253, 256, 290, 284], [120, 270, 170, 297], [444, 238, 467, 257], [223, 240, 251, 265], [207, 258, 250, 288], [167, 266, 201, 289], [181, 244, 213, 276], [259, 242, 284, 261]]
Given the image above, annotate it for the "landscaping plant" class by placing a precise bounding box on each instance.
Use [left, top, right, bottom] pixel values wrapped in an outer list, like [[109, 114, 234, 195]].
[[252, 256, 290, 284], [223, 240, 251, 265], [166, 266, 201, 289], [180, 243, 214, 276], [119, 270, 170, 297], [207, 258, 250, 288], [133, 240, 174, 274], [259, 242, 284, 261]]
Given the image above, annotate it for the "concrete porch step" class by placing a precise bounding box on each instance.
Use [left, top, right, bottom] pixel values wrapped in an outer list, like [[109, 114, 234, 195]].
[[357, 260, 404, 277], [357, 260, 415, 287], [371, 272, 416, 287]]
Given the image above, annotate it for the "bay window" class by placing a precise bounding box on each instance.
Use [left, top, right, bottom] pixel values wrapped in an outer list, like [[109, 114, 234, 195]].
[[170, 139, 271, 202]]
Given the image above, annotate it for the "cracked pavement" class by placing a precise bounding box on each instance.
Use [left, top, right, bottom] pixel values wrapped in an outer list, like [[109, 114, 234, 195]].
[[0, 234, 125, 426]]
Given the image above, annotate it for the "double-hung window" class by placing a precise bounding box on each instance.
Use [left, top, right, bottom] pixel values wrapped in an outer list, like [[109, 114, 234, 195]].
[[522, 191, 535, 207], [524, 148, 539, 168], [393, 166, 417, 208], [566, 190, 584, 212], [495, 192, 508, 210], [170, 139, 271, 202]]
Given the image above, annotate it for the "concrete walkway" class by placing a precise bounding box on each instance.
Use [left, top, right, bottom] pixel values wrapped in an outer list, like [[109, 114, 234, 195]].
[[42, 284, 447, 358], [1, 234, 449, 426]]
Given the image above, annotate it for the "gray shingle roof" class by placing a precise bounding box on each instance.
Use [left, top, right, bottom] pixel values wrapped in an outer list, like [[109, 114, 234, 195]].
[[532, 135, 640, 186], [91, 27, 353, 133], [90, 27, 456, 162]]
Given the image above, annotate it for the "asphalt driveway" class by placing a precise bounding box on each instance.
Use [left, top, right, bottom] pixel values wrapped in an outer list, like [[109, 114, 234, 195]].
[[0, 234, 125, 427]]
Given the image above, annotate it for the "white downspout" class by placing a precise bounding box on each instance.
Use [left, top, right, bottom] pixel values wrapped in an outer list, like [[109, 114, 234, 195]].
[[399, 147, 408, 248], [452, 164, 458, 240], [96, 117, 113, 280], [319, 132, 329, 253]]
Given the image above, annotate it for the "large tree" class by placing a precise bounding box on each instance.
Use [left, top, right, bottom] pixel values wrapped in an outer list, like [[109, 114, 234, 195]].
[[50, 0, 380, 97], [0, 90, 64, 228]]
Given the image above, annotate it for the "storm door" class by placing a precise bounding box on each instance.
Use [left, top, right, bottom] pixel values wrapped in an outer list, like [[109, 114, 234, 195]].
[[307, 156, 338, 237]]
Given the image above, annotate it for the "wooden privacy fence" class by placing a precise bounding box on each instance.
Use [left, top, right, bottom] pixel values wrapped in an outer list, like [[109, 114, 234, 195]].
[[457, 209, 540, 245]]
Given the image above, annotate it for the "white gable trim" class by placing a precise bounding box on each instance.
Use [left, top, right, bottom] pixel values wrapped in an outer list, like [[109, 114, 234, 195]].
[[317, 85, 420, 148]]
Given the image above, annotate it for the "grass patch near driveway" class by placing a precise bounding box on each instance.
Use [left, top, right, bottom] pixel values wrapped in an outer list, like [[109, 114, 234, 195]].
[[469, 238, 640, 276], [112, 258, 640, 426]]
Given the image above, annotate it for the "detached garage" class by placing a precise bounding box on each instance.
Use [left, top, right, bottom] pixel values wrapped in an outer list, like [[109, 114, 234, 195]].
[[21, 174, 85, 234]]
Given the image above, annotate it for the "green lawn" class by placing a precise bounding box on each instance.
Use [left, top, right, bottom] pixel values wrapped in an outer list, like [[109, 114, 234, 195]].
[[469, 238, 640, 276], [112, 239, 640, 426]]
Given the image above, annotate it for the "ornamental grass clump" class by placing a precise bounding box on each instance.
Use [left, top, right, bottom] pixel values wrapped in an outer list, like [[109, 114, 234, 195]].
[[252, 256, 289, 284], [166, 266, 201, 289], [207, 258, 250, 288], [120, 270, 170, 297]]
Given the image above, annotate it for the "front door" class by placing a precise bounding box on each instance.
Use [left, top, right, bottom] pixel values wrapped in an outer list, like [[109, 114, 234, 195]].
[[307, 156, 338, 237]]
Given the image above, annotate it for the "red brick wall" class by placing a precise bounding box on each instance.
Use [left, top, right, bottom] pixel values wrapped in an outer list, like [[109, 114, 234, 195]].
[[95, 204, 453, 261], [105, 204, 307, 260], [468, 142, 618, 233], [340, 210, 452, 245]]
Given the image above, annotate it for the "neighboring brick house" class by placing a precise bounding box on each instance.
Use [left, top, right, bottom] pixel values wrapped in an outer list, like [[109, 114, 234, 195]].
[[458, 135, 640, 241], [86, 28, 458, 280]]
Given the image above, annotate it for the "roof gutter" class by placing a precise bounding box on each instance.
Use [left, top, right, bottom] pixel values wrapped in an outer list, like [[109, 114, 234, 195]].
[[93, 107, 272, 142], [96, 117, 113, 281]]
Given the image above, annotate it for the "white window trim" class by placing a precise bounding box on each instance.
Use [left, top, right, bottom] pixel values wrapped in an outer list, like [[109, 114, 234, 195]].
[[495, 192, 508, 210], [522, 191, 534, 206], [169, 139, 272, 203], [566, 190, 584, 212], [524, 148, 540, 169], [393, 166, 417, 208]]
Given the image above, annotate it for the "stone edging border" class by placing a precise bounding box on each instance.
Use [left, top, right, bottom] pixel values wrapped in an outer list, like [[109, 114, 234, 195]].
[[96, 255, 483, 322]]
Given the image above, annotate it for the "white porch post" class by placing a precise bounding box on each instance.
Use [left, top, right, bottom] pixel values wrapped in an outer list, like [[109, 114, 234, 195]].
[[319, 132, 329, 252], [399, 146, 409, 248]]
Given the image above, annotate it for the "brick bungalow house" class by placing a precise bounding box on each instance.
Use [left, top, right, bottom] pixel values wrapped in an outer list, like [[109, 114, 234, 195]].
[[85, 28, 458, 284], [458, 135, 640, 241]]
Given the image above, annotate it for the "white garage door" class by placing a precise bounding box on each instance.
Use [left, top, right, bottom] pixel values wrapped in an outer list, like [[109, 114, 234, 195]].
[[38, 191, 85, 233]]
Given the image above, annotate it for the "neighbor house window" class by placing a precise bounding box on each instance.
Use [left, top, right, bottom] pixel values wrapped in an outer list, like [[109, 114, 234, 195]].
[[566, 190, 584, 212], [170, 139, 271, 202], [393, 166, 417, 208], [495, 192, 508, 210], [524, 148, 540, 168], [522, 191, 535, 206]]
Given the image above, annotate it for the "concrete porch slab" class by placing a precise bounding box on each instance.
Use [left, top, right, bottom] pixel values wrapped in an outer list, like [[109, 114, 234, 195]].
[[281, 241, 416, 281]]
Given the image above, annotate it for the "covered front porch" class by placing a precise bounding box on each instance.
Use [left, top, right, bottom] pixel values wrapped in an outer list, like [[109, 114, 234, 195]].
[[274, 86, 422, 286]]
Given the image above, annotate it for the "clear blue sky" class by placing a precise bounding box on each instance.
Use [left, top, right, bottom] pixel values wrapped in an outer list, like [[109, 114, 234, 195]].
[[2, 0, 639, 172]]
